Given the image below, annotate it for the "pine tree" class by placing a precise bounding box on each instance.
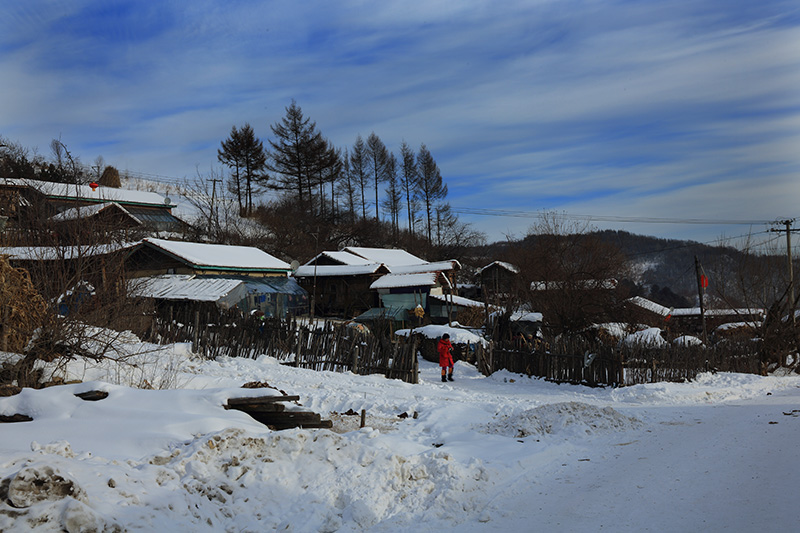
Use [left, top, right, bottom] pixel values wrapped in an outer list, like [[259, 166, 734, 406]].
[[381, 153, 402, 240], [416, 144, 447, 242], [366, 132, 390, 223], [337, 148, 358, 223], [350, 135, 370, 220], [399, 141, 418, 236], [217, 123, 266, 216], [266, 101, 327, 212]]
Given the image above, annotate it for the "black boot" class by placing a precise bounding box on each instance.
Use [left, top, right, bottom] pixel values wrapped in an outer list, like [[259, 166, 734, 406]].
[[441, 375, 447, 382], [448, 374, 454, 381]]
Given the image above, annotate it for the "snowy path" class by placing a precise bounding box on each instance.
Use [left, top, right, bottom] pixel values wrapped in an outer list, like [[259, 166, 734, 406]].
[[468, 387, 800, 533]]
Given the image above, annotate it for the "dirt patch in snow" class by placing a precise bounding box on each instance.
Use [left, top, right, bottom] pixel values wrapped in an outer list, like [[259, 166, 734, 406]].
[[0, 463, 123, 533]]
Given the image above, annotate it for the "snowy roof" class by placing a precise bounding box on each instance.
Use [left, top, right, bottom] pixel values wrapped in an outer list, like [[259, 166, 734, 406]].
[[429, 293, 485, 308], [479, 261, 520, 274], [669, 307, 764, 317], [298, 248, 452, 276], [370, 272, 445, 290], [387, 260, 460, 274], [531, 279, 618, 291], [394, 324, 486, 345], [294, 263, 385, 278], [0, 242, 138, 261], [142, 238, 290, 272], [489, 309, 544, 322], [3, 178, 175, 208], [715, 321, 761, 331], [621, 327, 667, 347], [627, 296, 671, 317], [130, 275, 247, 308], [50, 202, 142, 224], [316, 250, 374, 266], [343, 246, 426, 266]]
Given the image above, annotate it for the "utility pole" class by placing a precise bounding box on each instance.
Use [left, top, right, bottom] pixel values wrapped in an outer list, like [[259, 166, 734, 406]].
[[694, 256, 708, 344], [310, 229, 319, 321], [770, 220, 798, 324]]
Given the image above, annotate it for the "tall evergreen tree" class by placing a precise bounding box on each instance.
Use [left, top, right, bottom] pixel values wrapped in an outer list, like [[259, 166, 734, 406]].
[[382, 153, 402, 240], [416, 144, 447, 242], [266, 101, 326, 212], [321, 141, 343, 220], [350, 135, 370, 219], [217, 123, 266, 216], [365, 132, 390, 223], [337, 148, 358, 223], [399, 141, 418, 235]]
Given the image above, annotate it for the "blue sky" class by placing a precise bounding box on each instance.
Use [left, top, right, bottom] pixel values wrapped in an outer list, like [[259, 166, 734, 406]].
[[2, 0, 799, 244]]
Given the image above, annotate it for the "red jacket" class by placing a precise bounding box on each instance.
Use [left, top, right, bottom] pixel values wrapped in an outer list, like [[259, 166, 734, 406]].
[[437, 338, 454, 367]]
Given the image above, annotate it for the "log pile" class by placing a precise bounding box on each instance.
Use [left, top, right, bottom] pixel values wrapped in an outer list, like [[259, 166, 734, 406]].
[[224, 395, 333, 430]]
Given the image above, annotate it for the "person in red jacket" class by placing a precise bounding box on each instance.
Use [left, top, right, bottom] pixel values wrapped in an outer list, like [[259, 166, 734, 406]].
[[437, 333, 454, 382]]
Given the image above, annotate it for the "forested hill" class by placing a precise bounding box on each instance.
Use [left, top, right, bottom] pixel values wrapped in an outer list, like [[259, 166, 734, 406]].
[[592, 230, 741, 298], [475, 229, 770, 307]]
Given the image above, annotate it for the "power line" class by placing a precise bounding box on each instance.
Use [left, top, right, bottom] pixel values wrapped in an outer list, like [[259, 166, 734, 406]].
[[451, 206, 775, 226], [624, 230, 777, 258]]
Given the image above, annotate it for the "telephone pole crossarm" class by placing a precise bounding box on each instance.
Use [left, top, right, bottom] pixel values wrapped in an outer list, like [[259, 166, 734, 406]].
[[770, 220, 799, 324]]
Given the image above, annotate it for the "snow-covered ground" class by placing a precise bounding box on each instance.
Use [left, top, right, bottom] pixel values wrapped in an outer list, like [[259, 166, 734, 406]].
[[1, 340, 799, 532]]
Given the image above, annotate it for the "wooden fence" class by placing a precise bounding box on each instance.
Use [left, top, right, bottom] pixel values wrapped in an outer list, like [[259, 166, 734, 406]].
[[476, 338, 763, 387], [142, 304, 764, 387], [621, 341, 763, 384], [475, 341, 624, 387], [143, 304, 419, 384]]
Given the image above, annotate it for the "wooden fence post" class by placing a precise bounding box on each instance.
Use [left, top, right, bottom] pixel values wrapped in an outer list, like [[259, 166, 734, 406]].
[[294, 328, 303, 367], [192, 309, 200, 356], [412, 338, 419, 384]]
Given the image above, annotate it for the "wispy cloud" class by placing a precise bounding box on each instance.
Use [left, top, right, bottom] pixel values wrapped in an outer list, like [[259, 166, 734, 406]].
[[1, 0, 799, 242]]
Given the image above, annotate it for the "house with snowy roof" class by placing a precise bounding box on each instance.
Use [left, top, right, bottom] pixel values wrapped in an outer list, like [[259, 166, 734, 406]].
[[479, 261, 520, 300], [292, 250, 390, 317], [0, 178, 186, 244], [125, 238, 306, 317], [292, 247, 461, 320], [624, 296, 764, 337]]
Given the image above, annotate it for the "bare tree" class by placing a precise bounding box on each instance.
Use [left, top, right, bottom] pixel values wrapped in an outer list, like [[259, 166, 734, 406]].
[[513, 212, 631, 335], [709, 232, 797, 368]]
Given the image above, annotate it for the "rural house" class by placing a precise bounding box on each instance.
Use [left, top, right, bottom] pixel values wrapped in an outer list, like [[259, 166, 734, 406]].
[[293, 247, 461, 321], [479, 261, 520, 300], [0, 178, 186, 244], [125, 238, 307, 317], [625, 296, 764, 339]]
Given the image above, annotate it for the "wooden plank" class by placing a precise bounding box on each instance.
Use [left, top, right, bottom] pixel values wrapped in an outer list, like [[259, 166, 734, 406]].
[[225, 403, 286, 413], [226, 395, 299, 406], [270, 419, 333, 430]]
